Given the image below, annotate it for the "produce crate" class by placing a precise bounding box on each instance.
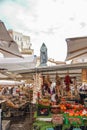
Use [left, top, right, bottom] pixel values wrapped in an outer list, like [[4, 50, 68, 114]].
[[50, 105, 61, 114], [68, 116, 84, 127], [37, 105, 50, 116], [52, 114, 63, 125]]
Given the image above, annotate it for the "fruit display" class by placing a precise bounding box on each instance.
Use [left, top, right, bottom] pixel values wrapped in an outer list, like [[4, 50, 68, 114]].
[[38, 98, 50, 107], [51, 105, 60, 114], [52, 114, 63, 125], [37, 107, 49, 116], [68, 117, 82, 125]]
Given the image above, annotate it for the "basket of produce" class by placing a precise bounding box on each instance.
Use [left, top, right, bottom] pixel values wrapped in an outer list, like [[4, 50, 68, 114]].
[[68, 116, 83, 127], [38, 98, 50, 106], [50, 105, 61, 114], [52, 114, 63, 125], [37, 99, 50, 116], [37, 106, 50, 116]]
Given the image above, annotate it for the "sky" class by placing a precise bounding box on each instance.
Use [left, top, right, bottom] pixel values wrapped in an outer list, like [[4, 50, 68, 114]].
[[0, 0, 87, 61]]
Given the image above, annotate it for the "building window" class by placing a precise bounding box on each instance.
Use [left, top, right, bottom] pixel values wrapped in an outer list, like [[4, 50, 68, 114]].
[[18, 37, 19, 41]]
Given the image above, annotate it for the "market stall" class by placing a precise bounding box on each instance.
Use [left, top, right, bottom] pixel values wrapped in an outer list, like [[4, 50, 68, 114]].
[[32, 73, 87, 130], [0, 80, 33, 118], [33, 97, 87, 130]]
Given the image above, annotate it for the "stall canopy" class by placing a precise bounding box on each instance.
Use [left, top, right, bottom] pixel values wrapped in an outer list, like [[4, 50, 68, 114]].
[[0, 80, 25, 86], [0, 54, 37, 79], [0, 55, 37, 72], [66, 37, 87, 61], [0, 20, 22, 58], [0, 20, 37, 79]]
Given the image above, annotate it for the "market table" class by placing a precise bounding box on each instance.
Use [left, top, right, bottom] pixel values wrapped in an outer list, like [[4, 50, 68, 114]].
[[33, 111, 87, 130], [34, 97, 87, 130]]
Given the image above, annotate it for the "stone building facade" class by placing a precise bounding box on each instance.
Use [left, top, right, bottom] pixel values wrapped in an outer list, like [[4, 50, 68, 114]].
[[8, 29, 34, 55]]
